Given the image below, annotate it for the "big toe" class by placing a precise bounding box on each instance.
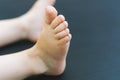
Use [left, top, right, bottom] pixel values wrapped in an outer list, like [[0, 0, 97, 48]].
[[45, 6, 58, 24]]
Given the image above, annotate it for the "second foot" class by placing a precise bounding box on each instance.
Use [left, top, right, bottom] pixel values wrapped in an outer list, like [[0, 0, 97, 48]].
[[19, 0, 56, 42]]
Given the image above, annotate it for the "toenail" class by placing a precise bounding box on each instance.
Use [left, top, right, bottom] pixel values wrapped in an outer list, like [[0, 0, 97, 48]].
[[69, 34, 72, 40], [59, 15, 65, 21], [64, 21, 68, 27], [66, 28, 70, 33]]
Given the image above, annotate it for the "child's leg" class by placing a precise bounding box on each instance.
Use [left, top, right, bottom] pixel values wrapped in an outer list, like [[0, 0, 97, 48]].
[[0, 0, 55, 47], [0, 6, 71, 80], [0, 49, 47, 80]]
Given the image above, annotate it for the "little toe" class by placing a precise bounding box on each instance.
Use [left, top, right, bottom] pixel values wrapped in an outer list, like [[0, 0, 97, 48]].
[[55, 29, 70, 40], [59, 34, 72, 45]]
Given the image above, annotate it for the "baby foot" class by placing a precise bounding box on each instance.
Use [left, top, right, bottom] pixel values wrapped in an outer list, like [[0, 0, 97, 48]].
[[19, 0, 56, 42], [30, 6, 72, 75]]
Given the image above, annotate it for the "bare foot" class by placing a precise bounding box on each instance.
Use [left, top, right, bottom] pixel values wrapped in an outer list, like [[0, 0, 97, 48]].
[[19, 0, 56, 42], [29, 6, 72, 75]]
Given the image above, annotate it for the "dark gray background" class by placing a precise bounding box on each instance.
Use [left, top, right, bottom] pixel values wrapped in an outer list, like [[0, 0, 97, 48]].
[[0, 0, 120, 80]]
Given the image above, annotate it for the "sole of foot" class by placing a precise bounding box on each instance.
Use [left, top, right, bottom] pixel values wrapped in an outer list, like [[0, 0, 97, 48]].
[[29, 6, 72, 75]]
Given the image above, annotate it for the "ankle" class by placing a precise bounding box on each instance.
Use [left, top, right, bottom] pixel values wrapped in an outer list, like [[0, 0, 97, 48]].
[[26, 47, 49, 75]]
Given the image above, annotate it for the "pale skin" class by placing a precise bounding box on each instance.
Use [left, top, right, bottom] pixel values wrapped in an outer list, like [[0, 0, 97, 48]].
[[0, 0, 72, 80], [0, 0, 55, 47]]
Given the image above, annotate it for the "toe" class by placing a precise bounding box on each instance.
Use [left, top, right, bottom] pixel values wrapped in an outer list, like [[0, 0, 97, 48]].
[[55, 28, 70, 40], [51, 15, 65, 29], [54, 21, 68, 34], [69, 33, 72, 40], [50, 0, 56, 5], [45, 6, 58, 24], [59, 34, 72, 45]]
